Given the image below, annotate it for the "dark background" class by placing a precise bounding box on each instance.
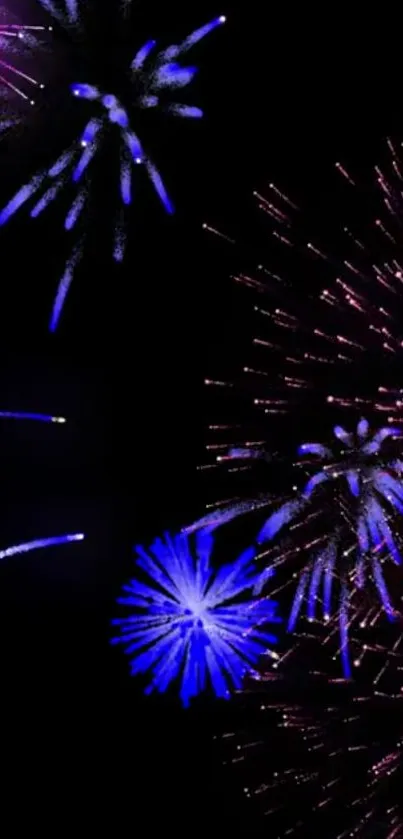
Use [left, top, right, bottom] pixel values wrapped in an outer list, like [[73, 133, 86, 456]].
[[0, 2, 401, 833]]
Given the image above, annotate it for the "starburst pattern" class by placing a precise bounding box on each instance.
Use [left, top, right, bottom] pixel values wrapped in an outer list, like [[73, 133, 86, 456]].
[[111, 530, 281, 707], [203, 148, 403, 429], [0, 4, 225, 329]]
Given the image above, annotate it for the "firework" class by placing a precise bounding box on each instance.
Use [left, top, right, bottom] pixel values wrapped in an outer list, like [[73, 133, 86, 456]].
[[186, 419, 403, 677], [0, 8, 50, 131], [0, 532, 84, 559], [204, 163, 403, 422], [0, 4, 225, 329], [217, 673, 403, 837], [111, 529, 281, 707], [260, 419, 403, 676], [198, 137, 403, 678], [0, 410, 65, 422], [202, 139, 403, 473]]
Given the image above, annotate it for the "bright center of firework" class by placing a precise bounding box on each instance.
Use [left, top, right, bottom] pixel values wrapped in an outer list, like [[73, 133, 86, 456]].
[[185, 600, 207, 622]]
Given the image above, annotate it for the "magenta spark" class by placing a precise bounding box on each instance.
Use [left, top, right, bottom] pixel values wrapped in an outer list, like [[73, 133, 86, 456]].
[[0, 19, 50, 112]]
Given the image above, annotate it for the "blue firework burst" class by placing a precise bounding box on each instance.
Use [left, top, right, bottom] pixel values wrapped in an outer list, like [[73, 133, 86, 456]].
[[111, 530, 281, 707], [253, 419, 403, 676], [0, 4, 225, 330], [186, 419, 403, 678]]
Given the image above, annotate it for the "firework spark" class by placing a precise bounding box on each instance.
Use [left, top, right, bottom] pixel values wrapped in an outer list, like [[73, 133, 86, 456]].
[[202, 140, 403, 461], [0, 9, 51, 130], [217, 673, 403, 837], [0, 4, 225, 329]]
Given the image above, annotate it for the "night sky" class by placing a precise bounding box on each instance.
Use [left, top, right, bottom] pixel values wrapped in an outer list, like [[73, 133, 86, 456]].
[[0, 2, 402, 833]]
